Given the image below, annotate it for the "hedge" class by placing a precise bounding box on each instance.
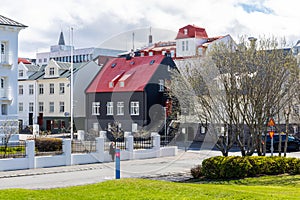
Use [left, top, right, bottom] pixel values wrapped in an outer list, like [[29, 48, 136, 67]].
[[34, 138, 63, 152], [191, 156, 300, 179]]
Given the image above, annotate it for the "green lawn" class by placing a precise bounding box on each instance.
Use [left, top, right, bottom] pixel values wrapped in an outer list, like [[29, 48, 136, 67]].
[[0, 175, 300, 200]]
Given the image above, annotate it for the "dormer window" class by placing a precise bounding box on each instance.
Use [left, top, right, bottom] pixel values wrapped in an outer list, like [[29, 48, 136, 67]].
[[184, 28, 188, 35], [119, 81, 125, 87], [109, 82, 114, 88], [19, 70, 24, 77], [49, 67, 55, 76]]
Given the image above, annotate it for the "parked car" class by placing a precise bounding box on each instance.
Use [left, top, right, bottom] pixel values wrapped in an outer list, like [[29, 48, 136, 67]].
[[265, 134, 300, 152]]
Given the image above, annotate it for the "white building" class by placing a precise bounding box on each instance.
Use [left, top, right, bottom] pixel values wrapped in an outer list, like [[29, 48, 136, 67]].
[[36, 31, 125, 66], [0, 15, 27, 126]]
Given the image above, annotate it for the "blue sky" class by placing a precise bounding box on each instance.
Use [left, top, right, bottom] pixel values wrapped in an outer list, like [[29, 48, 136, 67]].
[[1, 0, 299, 58]]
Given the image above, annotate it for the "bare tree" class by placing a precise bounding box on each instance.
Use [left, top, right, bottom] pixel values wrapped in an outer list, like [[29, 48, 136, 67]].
[[170, 36, 298, 156], [0, 120, 19, 158]]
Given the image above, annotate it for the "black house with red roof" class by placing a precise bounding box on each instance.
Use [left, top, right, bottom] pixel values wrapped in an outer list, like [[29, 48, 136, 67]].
[[85, 54, 176, 132]]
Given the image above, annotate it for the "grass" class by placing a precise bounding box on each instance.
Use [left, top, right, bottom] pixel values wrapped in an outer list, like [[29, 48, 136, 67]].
[[0, 175, 300, 199]]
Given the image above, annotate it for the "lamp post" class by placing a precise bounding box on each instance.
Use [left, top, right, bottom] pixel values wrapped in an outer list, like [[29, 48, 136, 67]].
[[70, 27, 74, 140], [164, 107, 167, 145]]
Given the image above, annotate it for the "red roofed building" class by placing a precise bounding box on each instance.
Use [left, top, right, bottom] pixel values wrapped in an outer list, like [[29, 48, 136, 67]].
[[85, 54, 176, 132]]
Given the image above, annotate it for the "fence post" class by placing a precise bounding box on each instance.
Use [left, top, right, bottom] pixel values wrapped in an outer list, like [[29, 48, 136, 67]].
[[126, 135, 134, 160], [63, 139, 72, 166], [152, 133, 160, 157], [26, 140, 35, 169], [96, 137, 104, 162], [99, 131, 107, 140]]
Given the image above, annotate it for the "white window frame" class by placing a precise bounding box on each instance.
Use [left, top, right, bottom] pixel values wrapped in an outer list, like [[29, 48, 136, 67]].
[[130, 101, 139, 116], [185, 40, 189, 51], [59, 83, 65, 94], [39, 102, 44, 112], [49, 67, 55, 76], [39, 84, 44, 94], [29, 84, 34, 95], [59, 101, 65, 113], [92, 102, 100, 115], [107, 102, 113, 115], [29, 102, 34, 113], [117, 102, 124, 115], [49, 102, 54, 113], [19, 70, 24, 77], [19, 85, 23, 95], [19, 102, 23, 112], [49, 83, 54, 94]]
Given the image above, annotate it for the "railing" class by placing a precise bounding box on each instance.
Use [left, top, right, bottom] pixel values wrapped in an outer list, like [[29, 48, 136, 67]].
[[160, 135, 175, 147], [0, 141, 26, 159], [72, 140, 97, 153], [134, 137, 153, 149]]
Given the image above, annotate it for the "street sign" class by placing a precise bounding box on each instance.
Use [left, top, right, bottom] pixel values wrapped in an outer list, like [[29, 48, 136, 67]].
[[267, 118, 275, 127], [269, 131, 275, 139]]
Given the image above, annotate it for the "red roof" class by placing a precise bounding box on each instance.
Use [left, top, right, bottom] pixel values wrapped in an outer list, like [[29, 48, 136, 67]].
[[86, 55, 166, 93], [175, 24, 208, 40], [18, 58, 31, 64]]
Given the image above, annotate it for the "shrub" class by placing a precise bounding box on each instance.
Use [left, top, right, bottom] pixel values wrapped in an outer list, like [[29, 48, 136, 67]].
[[34, 138, 62, 152], [197, 156, 300, 180]]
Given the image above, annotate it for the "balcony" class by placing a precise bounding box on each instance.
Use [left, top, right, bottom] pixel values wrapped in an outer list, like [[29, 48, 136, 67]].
[[0, 88, 12, 102]]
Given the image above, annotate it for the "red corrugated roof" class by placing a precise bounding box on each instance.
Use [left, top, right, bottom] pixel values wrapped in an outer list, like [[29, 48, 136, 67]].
[[86, 55, 165, 93], [18, 58, 31, 64], [175, 24, 208, 40]]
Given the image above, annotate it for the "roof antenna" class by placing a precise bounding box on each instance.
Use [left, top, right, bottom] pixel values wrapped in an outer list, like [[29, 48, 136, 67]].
[[149, 26, 153, 46], [132, 32, 135, 51]]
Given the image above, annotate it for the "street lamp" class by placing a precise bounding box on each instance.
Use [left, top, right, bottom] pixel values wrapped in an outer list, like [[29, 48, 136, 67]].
[[70, 27, 74, 140]]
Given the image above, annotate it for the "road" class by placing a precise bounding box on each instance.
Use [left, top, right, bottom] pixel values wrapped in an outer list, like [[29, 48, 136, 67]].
[[0, 149, 299, 190]]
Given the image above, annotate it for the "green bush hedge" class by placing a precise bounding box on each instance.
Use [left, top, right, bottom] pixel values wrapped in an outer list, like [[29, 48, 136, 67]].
[[191, 156, 300, 179], [34, 138, 63, 152]]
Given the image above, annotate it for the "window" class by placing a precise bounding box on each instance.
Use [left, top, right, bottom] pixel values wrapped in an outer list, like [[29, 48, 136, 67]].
[[49, 67, 55, 76], [159, 79, 164, 92], [119, 81, 125, 87], [1, 104, 7, 115], [39, 84, 44, 94], [117, 102, 124, 115], [149, 51, 153, 56], [29, 102, 34, 112], [44, 58, 47, 63], [184, 28, 188, 35], [29, 84, 34, 95], [130, 101, 139, 115], [59, 102, 65, 113], [19, 102, 23, 112], [59, 83, 65, 94], [1, 78, 4, 89], [107, 102, 113, 115], [185, 41, 189, 51], [38, 58, 42, 63], [39, 102, 44, 112], [49, 83, 54, 94], [170, 50, 175, 57], [92, 102, 100, 115], [19, 70, 24, 77], [182, 41, 185, 51], [49, 102, 54, 113], [18, 85, 23, 95], [1, 42, 8, 63]]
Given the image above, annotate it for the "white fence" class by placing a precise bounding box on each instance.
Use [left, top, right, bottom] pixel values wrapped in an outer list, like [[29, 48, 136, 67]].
[[0, 134, 177, 171]]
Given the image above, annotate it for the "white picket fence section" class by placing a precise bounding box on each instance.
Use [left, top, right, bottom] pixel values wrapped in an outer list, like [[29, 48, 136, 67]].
[[0, 134, 177, 171]]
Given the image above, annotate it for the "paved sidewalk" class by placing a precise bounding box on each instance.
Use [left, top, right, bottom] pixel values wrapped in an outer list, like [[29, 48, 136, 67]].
[[1, 149, 299, 189]]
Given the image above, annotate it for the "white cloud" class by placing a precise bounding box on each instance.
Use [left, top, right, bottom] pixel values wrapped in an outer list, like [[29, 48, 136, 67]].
[[1, 0, 300, 58]]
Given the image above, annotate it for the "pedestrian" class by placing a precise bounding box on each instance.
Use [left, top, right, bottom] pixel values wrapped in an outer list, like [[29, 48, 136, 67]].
[[109, 141, 116, 161]]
